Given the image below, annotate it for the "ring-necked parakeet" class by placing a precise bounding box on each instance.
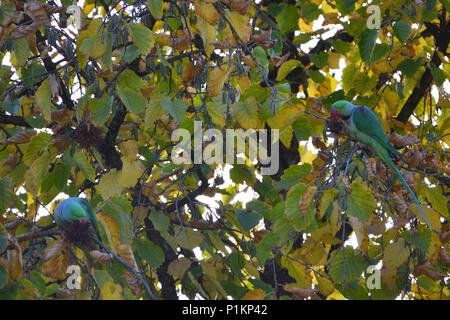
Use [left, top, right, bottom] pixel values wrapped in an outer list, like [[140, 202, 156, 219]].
[[54, 197, 101, 249], [330, 100, 431, 229]]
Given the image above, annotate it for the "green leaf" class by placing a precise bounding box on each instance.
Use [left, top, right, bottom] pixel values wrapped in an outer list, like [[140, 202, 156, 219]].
[[425, 186, 449, 219], [80, 34, 107, 59], [93, 269, 110, 290], [235, 209, 261, 232], [276, 59, 302, 81], [117, 86, 147, 113], [429, 64, 446, 87], [359, 29, 378, 63], [134, 238, 165, 269], [336, 0, 357, 15], [310, 52, 328, 68], [393, 21, 411, 43], [292, 116, 312, 141], [401, 230, 432, 253], [144, 95, 164, 131], [319, 189, 338, 218], [72, 151, 95, 181], [0, 223, 8, 252], [308, 69, 326, 83], [329, 247, 366, 284], [275, 163, 312, 191], [128, 23, 154, 55], [0, 177, 13, 214], [371, 43, 389, 62], [0, 265, 7, 290], [255, 232, 279, 266], [277, 5, 298, 34], [148, 0, 163, 19], [161, 97, 188, 123], [23, 132, 52, 166], [342, 64, 358, 91], [89, 96, 113, 126], [35, 78, 52, 122], [299, 1, 321, 21], [284, 182, 306, 227], [12, 38, 30, 66], [347, 182, 375, 223], [397, 58, 421, 78], [150, 210, 170, 235]]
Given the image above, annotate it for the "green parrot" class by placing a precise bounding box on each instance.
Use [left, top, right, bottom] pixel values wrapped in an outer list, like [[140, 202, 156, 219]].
[[330, 100, 431, 229], [54, 197, 101, 249]]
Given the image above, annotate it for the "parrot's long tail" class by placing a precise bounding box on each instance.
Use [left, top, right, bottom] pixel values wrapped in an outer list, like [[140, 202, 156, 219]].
[[383, 155, 432, 229]]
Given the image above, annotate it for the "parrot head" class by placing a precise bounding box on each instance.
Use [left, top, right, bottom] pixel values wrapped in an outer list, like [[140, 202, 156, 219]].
[[330, 100, 355, 120]]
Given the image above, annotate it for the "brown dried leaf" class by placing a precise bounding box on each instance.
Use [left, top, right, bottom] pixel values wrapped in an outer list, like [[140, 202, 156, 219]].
[[341, 174, 352, 192], [171, 34, 190, 50], [224, 0, 251, 15], [312, 135, 327, 151], [364, 158, 377, 181], [413, 264, 447, 281], [392, 192, 409, 216], [0, 129, 37, 145], [10, 21, 41, 40], [389, 132, 420, 146], [440, 247, 450, 266], [271, 52, 290, 67], [48, 74, 59, 99], [210, 39, 234, 50], [57, 287, 74, 299], [250, 27, 272, 44], [298, 186, 316, 217], [42, 242, 70, 280], [2, 152, 18, 166], [51, 108, 72, 122], [43, 239, 65, 262], [90, 250, 113, 264], [366, 215, 386, 236], [283, 285, 320, 300]]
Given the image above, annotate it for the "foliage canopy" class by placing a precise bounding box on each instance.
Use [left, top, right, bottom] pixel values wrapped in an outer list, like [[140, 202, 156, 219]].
[[0, 0, 448, 300]]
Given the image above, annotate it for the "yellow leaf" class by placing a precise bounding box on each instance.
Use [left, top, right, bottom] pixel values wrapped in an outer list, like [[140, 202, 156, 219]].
[[35, 78, 52, 122], [237, 74, 250, 91], [97, 212, 122, 251], [225, 11, 251, 43], [119, 158, 145, 188], [426, 231, 441, 265], [206, 102, 226, 127], [315, 274, 335, 297], [276, 59, 303, 81], [194, 0, 219, 26], [298, 18, 313, 33], [208, 66, 231, 97], [383, 238, 409, 269], [168, 257, 192, 279], [242, 288, 265, 300], [120, 140, 138, 159], [42, 241, 70, 280], [101, 282, 124, 300], [267, 105, 303, 129], [409, 205, 441, 232], [327, 52, 341, 69], [232, 96, 263, 129], [198, 16, 216, 57], [178, 228, 205, 250], [97, 169, 123, 200], [279, 125, 293, 148]]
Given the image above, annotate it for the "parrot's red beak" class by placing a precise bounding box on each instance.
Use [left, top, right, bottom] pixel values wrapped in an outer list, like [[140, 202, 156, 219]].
[[330, 107, 341, 120]]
